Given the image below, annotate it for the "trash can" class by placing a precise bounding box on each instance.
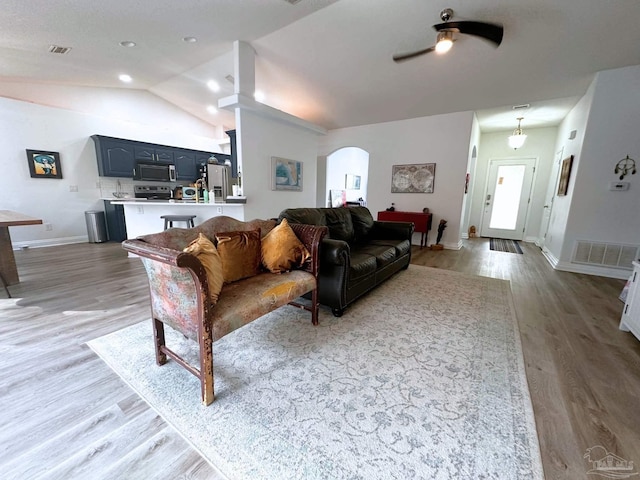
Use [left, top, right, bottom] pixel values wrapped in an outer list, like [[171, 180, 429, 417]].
[[85, 210, 108, 243]]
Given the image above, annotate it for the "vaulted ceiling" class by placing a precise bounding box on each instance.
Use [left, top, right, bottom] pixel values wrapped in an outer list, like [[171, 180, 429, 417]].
[[2, 0, 639, 133]]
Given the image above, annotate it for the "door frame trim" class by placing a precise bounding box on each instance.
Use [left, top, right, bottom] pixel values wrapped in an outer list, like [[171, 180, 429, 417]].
[[479, 156, 539, 240]]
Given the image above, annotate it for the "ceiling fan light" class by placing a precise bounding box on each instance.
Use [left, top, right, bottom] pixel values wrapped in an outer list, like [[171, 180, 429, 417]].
[[435, 31, 453, 54]]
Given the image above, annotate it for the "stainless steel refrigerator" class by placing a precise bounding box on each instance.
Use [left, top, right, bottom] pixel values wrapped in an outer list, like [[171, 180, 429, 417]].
[[206, 164, 231, 202]]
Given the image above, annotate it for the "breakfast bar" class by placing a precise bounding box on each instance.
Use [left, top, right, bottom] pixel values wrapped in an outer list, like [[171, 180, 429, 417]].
[[109, 199, 245, 239]]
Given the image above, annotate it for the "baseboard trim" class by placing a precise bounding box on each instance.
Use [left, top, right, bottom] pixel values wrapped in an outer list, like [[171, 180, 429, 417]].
[[554, 261, 631, 280], [13, 236, 89, 250]]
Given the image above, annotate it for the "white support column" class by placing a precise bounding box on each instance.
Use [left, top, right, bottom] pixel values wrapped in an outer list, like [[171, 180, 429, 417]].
[[233, 40, 255, 97]]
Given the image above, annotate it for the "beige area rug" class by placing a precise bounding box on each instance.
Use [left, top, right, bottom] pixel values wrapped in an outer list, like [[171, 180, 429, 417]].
[[88, 265, 543, 480]]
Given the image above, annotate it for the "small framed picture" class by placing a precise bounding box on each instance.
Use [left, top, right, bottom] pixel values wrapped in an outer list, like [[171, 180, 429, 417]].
[[26, 150, 63, 179], [345, 174, 361, 190], [557, 155, 574, 196], [271, 157, 302, 191]]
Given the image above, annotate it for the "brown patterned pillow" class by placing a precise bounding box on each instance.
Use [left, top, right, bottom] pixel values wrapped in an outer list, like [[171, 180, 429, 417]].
[[261, 218, 311, 274], [215, 229, 262, 283], [183, 233, 224, 304]]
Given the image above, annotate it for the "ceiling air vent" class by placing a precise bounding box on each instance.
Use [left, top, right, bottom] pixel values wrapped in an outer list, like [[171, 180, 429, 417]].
[[283, 0, 303, 4], [512, 104, 530, 110], [48, 45, 71, 54]]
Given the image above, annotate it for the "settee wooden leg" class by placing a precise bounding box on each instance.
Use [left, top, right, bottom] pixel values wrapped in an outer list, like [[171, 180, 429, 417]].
[[311, 288, 319, 326], [200, 329, 215, 405], [153, 318, 167, 365]]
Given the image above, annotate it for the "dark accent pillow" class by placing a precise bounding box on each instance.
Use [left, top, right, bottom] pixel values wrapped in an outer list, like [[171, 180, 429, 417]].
[[279, 208, 327, 227], [349, 207, 375, 242], [323, 208, 354, 243], [215, 229, 261, 284]]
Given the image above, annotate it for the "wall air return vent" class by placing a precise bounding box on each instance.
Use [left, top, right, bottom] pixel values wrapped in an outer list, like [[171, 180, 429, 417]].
[[572, 241, 639, 270], [48, 45, 71, 54]]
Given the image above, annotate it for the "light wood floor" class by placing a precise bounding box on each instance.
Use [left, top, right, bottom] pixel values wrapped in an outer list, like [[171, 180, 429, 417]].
[[1, 239, 638, 479]]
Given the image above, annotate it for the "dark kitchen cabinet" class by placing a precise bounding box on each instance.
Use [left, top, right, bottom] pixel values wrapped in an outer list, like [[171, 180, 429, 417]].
[[225, 129, 238, 178], [103, 200, 127, 242], [92, 136, 136, 178], [92, 134, 226, 180], [174, 150, 198, 182], [134, 145, 174, 164]]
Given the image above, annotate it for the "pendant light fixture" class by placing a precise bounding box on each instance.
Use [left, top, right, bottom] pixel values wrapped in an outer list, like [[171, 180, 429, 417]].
[[508, 117, 527, 149]]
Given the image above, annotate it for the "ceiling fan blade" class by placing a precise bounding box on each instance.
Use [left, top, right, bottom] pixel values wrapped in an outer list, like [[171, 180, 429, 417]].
[[393, 46, 435, 63], [434, 21, 503, 46]]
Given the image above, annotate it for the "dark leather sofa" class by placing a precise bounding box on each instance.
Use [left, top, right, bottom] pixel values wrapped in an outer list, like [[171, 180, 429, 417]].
[[279, 206, 414, 317]]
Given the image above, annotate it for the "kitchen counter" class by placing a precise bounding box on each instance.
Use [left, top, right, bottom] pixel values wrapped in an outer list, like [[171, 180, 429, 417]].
[[106, 198, 246, 240]]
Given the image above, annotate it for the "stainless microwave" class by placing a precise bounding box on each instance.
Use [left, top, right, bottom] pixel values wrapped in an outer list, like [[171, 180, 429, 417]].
[[133, 161, 176, 182]]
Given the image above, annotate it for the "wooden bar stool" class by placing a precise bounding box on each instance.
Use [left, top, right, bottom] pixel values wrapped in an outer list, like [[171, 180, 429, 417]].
[[161, 215, 196, 230]]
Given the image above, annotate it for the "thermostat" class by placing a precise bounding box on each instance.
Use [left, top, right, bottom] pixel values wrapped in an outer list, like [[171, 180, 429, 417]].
[[609, 181, 630, 191]]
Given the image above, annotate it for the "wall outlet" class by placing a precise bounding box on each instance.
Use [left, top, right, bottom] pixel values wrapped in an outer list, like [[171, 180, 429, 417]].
[[217, 207, 223, 214], [69, 185, 78, 192], [45, 223, 53, 231], [96, 181, 101, 189], [137, 206, 144, 214]]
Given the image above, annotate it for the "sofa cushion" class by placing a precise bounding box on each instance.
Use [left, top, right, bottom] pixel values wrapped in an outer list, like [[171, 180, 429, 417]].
[[369, 238, 411, 257], [349, 252, 377, 280], [324, 208, 354, 243], [182, 233, 224, 304], [279, 208, 327, 227], [354, 244, 397, 268], [261, 218, 311, 274], [215, 229, 262, 284], [349, 206, 375, 242]]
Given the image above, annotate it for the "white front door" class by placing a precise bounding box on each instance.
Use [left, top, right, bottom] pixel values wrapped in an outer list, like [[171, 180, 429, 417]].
[[480, 158, 536, 240]]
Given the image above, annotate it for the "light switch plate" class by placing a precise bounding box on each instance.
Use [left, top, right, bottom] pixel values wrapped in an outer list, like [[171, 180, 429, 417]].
[[609, 181, 630, 191]]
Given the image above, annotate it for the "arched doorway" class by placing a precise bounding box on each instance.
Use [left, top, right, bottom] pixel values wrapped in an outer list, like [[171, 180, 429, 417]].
[[324, 147, 369, 207]]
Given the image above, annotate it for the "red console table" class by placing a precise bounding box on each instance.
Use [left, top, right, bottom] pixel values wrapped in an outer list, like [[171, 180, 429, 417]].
[[377, 211, 432, 248]]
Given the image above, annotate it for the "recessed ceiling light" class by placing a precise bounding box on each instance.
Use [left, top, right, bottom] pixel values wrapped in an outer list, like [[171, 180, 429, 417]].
[[254, 90, 265, 102], [118, 74, 133, 83], [207, 105, 218, 114], [119, 41, 136, 48], [207, 80, 220, 92], [183, 36, 197, 43]]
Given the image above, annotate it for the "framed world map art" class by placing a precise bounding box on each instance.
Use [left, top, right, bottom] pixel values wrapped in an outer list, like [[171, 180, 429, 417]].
[[391, 163, 435, 193]]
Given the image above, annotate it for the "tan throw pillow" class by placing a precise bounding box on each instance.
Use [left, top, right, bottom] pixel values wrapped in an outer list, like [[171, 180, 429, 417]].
[[215, 229, 262, 283], [261, 218, 311, 274], [183, 233, 224, 304]]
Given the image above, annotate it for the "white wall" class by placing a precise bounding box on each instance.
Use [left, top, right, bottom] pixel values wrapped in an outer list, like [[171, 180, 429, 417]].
[[319, 111, 474, 249], [556, 65, 640, 271], [460, 115, 481, 237], [326, 147, 369, 206], [0, 92, 221, 247], [236, 109, 320, 220], [470, 126, 559, 242], [542, 87, 593, 263]]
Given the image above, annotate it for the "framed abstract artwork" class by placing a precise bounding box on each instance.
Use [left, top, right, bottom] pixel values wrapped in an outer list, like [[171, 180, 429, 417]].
[[391, 163, 435, 193], [271, 157, 303, 191], [26, 149, 63, 179]]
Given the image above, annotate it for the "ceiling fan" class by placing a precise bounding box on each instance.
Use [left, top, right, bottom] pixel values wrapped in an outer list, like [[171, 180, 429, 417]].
[[393, 8, 503, 63]]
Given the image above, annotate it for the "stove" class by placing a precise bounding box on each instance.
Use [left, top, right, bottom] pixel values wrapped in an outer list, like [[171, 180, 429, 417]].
[[134, 185, 172, 200]]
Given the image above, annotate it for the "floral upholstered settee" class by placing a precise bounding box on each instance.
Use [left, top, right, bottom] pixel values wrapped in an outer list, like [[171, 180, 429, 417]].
[[122, 216, 327, 405]]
